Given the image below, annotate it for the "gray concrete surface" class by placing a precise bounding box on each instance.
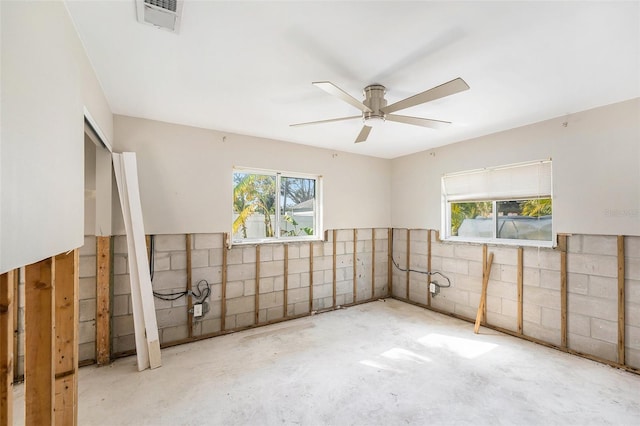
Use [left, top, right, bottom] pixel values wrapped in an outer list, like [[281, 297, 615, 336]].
[[12, 299, 640, 425]]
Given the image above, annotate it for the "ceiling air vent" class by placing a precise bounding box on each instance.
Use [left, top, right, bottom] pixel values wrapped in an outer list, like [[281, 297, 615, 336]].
[[136, 0, 183, 33]]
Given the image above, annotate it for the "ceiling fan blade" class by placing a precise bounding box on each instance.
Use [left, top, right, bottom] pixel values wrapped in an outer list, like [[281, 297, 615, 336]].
[[313, 81, 373, 113], [355, 125, 372, 143], [380, 77, 470, 114], [385, 114, 451, 129], [290, 115, 361, 127]]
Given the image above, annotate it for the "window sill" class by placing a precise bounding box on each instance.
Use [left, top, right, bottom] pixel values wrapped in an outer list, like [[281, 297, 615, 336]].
[[229, 235, 323, 247], [442, 236, 555, 249]]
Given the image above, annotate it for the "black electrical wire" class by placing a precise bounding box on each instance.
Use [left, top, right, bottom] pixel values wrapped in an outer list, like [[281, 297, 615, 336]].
[[390, 255, 452, 288]]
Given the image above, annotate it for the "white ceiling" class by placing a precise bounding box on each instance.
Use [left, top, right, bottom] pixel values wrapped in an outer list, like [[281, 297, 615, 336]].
[[66, 1, 640, 159]]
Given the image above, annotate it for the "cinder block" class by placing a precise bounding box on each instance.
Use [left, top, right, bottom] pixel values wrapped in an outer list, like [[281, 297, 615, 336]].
[[79, 320, 96, 344], [293, 301, 309, 316], [172, 292, 187, 308], [626, 324, 640, 350], [112, 315, 133, 337], [288, 287, 308, 303], [152, 270, 187, 291], [442, 258, 469, 275], [467, 260, 482, 278], [113, 274, 131, 296], [568, 333, 617, 362], [259, 277, 274, 293], [274, 276, 285, 291], [540, 307, 560, 330], [453, 304, 476, 321], [207, 300, 222, 318], [192, 266, 222, 285], [628, 281, 640, 306], [198, 318, 221, 335], [156, 308, 188, 328], [113, 294, 130, 316], [225, 315, 236, 330], [272, 244, 285, 260], [288, 245, 300, 259], [154, 234, 186, 252], [523, 248, 560, 270], [523, 285, 560, 309], [568, 313, 590, 337], [227, 263, 255, 282], [79, 277, 97, 300], [113, 255, 127, 275], [539, 269, 560, 290], [486, 311, 517, 332], [153, 252, 171, 271], [288, 273, 301, 289], [522, 303, 541, 325], [431, 242, 454, 258], [227, 247, 244, 265], [588, 275, 617, 300], [195, 233, 223, 249], [625, 236, 640, 259], [500, 265, 518, 283], [113, 236, 128, 254], [299, 243, 310, 258], [568, 273, 588, 295], [260, 292, 284, 310], [625, 347, 640, 369], [524, 321, 561, 346], [336, 229, 353, 242], [170, 252, 187, 270], [79, 256, 96, 278], [523, 267, 541, 287], [243, 280, 256, 296], [567, 253, 617, 277], [79, 342, 96, 362], [431, 296, 454, 313], [569, 293, 617, 321], [590, 317, 617, 344], [191, 250, 209, 268], [626, 259, 640, 281], [209, 248, 223, 267], [567, 235, 583, 254], [226, 281, 244, 298], [80, 236, 97, 256], [582, 235, 618, 256], [236, 312, 254, 328], [226, 296, 254, 315], [79, 299, 96, 322], [161, 325, 189, 343], [454, 244, 482, 262], [267, 306, 284, 322], [261, 260, 285, 278], [357, 229, 373, 241], [501, 299, 518, 318], [112, 334, 135, 354], [485, 295, 501, 313]]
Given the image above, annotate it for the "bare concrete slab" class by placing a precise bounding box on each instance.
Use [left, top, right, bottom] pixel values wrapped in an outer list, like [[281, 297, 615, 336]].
[[12, 299, 640, 425]]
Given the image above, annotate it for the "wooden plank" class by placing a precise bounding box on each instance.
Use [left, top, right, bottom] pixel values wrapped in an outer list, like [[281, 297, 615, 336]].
[[475, 252, 494, 334], [482, 244, 488, 323], [112, 153, 161, 370], [388, 228, 393, 296], [517, 247, 524, 334], [186, 234, 193, 338], [1, 270, 15, 426], [333, 229, 337, 308], [25, 257, 55, 425], [407, 229, 414, 299], [54, 249, 79, 426], [618, 235, 625, 365], [353, 229, 357, 303], [255, 245, 260, 324], [559, 235, 568, 348], [284, 244, 289, 318], [371, 229, 376, 299], [12, 270, 19, 381], [95, 236, 111, 365], [309, 242, 314, 312], [427, 230, 432, 307], [221, 234, 228, 331]]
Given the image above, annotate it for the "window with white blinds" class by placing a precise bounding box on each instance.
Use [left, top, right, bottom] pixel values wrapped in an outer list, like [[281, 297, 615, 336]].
[[442, 160, 553, 246]]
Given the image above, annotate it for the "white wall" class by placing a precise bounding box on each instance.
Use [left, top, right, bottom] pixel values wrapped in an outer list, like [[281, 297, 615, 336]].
[[0, 1, 113, 273], [112, 115, 391, 235], [391, 98, 640, 236]]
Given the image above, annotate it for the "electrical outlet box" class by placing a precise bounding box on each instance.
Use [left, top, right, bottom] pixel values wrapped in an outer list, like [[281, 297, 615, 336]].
[[430, 282, 440, 296], [193, 303, 203, 317]]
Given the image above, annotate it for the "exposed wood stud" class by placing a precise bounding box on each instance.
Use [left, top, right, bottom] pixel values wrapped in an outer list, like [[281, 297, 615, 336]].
[[284, 244, 289, 318], [96, 237, 111, 365], [221, 234, 228, 332], [517, 247, 524, 334], [618, 235, 625, 365], [475, 252, 494, 334], [54, 249, 79, 426], [333, 229, 337, 308], [25, 257, 55, 425], [186, 234, 193, 338], [559, 234, 568, 348], [406, 229, 411, 300], [427, 230, 432, 307], [482, 244, 488, 323], [255, 245, 261, 324], [12, 270, 19, 381], [1, 270, 15, 426], [309, 242, 314, 312], [371, 229, 376, 300], [388, 228, 393, 296], [353, 229, 357, 303]]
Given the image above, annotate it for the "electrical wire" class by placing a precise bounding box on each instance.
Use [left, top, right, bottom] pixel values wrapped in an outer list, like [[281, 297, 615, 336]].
[[390, 255, 451, 288]]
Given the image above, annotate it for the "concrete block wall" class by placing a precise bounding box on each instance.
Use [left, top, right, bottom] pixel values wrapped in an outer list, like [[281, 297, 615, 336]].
[[78, 235, 98, 362], [393, 229, 640, 371], [110, 229, 389, 355], [625, 236, 640, 369]]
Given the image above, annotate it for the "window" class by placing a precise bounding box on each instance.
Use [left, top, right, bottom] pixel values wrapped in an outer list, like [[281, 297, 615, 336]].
[[442, 160, 553, 246], [232, 168, 321, 243]]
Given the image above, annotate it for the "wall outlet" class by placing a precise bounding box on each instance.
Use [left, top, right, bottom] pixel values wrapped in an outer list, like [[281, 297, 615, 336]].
[[430, 282, 440, 296], [193, 303, 203, 317]]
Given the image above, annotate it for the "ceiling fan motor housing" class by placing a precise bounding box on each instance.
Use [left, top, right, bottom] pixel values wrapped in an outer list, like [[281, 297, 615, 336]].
[[363, 84, 387, 121]]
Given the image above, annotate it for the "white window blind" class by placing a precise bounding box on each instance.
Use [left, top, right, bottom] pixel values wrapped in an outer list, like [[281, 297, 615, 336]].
[[442, 160, 552, 202]]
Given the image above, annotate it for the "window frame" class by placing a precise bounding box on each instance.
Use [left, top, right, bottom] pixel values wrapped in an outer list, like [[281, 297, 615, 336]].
[[441, 160, 554, 248], [231, 167, 323, 245]]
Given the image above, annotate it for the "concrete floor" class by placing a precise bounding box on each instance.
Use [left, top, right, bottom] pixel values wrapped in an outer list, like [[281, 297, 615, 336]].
[[13, 299, 640, 425]]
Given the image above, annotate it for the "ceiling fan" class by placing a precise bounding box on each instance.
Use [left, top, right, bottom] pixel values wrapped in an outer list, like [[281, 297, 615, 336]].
[[290, 78, 470, 143]]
